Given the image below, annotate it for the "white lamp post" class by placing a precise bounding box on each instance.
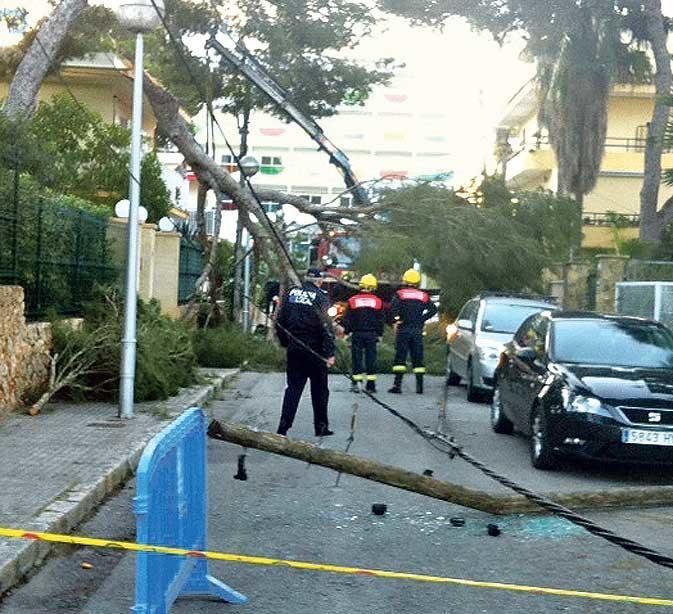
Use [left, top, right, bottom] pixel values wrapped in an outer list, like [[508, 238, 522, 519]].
[[239, 155, 259, 332], [116, 0, 164, 420]]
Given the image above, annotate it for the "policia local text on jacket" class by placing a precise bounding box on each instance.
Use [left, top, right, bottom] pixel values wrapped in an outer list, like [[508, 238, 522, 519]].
[[342, 274, 384, 393], [275, 277, 336, 437], [389, 270, 438, 394]]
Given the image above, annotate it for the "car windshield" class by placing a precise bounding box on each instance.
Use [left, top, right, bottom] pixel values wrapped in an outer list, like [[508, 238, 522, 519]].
[[552, 320, 673, 368], [480, 303, 548, 334]]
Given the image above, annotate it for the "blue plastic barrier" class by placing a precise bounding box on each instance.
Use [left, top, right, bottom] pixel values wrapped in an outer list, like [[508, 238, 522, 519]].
[[133, 407, 247, 613]]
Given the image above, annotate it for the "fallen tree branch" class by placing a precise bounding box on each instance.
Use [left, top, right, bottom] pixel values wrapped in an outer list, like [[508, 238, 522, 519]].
[[4, 0, 88, 120], [255, 189, 387, 220], [141, 74, 300, 286], [207, 420, 531, 514]]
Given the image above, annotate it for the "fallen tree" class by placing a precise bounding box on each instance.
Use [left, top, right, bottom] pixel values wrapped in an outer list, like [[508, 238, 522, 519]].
[[207, 420, 533, 515], [4, 0, 88, 121]]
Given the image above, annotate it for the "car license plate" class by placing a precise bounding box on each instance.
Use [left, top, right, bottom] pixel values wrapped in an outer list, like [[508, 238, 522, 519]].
[[622, 428, 673, 446]]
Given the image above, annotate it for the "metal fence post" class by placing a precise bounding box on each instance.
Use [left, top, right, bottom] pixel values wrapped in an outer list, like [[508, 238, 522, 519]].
[[72, 209, 84, 310], [11, 166, 19, 281], [34, 200, 44, 314]]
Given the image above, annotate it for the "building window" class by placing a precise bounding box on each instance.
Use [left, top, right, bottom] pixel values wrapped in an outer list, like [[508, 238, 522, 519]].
[[300, 194, 322, 205], [205, 210, 217, 236], [340, 196, 353, 207], [261, 156, 284, 175], [262, 201, 281, 213], [221, 154, 237, 173]]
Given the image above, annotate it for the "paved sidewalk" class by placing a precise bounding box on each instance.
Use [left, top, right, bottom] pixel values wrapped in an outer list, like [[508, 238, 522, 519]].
[[0, 368, 238, 595]]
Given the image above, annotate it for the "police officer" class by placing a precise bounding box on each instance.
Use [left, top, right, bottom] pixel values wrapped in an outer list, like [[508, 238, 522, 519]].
[[275, 268, 336, 437], [388, 269, 438, 394], [343, 274, 385, 394]]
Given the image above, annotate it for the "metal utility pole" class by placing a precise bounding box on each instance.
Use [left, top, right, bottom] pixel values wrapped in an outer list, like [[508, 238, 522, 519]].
[[233, 96, 252, 323], [117, 0, 163, 419], [238, 155, 259, 332]]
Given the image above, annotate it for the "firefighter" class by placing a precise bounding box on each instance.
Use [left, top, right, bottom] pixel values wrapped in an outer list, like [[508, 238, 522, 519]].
[[388, 268, 438, 394], [343, 274, 385, 394], [275, 268, 336, 437]]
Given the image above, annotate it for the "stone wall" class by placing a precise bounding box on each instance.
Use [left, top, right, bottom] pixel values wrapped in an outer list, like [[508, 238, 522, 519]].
[[545, 255, 630, 313], [562, 262, 592, 310], [595, 255, 629, 313], [0, 287, 52, 418]]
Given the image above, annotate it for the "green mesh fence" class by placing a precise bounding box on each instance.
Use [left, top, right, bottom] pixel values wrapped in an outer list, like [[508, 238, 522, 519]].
[[0, 193, 118, 318], [178, 236, 204, 304]]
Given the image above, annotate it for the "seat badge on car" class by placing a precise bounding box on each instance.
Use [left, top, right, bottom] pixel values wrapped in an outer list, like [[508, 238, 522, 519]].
[[648, 412, 662, 423]]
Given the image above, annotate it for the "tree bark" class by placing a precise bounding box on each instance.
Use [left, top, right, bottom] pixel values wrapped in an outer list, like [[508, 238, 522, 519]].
[[195, 181, 208, 245], [640, 0, 672, 242], [142, 73, 301, 287], [255, 188, 386, 220], [207, 420, 536, 515], [4, 0, 88, 120]]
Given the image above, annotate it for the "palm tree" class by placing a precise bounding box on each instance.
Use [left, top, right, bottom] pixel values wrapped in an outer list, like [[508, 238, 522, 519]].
[[537, 4, 620, 208]]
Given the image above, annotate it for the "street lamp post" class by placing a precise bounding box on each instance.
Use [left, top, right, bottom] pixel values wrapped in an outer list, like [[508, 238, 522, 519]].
[[116, 0, 164, 419], [239, 155, 259, 332]]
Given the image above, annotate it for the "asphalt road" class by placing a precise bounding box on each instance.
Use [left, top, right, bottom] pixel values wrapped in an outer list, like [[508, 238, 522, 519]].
[[3, 373, 673, 613]]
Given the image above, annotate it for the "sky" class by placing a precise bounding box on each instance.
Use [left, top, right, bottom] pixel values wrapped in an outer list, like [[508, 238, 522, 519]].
[[4, 0, 673, 183], [0, 0, 533, 182]]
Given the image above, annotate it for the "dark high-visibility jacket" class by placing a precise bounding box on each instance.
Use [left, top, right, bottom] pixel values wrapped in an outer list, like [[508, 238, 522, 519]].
[[343, 292, 385, 336], [276, 283, 335, 358], [390, 287, 438, 330]]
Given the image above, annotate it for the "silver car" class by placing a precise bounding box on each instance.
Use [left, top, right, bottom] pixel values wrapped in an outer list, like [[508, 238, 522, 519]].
[[446, 294, 558, 402]]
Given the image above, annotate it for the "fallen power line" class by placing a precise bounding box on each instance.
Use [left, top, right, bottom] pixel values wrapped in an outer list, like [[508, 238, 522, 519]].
[[139, 0, 673, 577], [239, 291, 673, 572]]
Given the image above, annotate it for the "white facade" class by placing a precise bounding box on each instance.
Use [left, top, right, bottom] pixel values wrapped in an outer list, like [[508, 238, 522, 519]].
[[159, 68, 455, 240]]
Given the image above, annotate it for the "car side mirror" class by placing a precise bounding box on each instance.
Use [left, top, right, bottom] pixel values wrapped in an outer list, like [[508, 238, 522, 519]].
[[456, 318, 474, 331], [515, 347, 537, 364]]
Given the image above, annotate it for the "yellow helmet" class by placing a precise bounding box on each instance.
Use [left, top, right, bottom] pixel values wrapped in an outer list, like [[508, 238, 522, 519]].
[[402, 268, 421, 286], [359, 273, 378, 291]]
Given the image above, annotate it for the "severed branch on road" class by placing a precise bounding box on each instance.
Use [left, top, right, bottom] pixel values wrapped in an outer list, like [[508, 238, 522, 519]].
[[207, 420, 534, 515]]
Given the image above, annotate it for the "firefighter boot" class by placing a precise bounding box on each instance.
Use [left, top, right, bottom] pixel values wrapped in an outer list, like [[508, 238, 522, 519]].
[[416, 373, 424, 394], [388, 374, 403, 394], [350, 379, 361, 393], [365, 379, 377, 394]]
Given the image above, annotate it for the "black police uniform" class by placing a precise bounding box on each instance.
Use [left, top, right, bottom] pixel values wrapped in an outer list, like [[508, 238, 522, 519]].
[[389, 286, 438, 394], [275, 281, 335, 436], [343, 291, 385, 392]]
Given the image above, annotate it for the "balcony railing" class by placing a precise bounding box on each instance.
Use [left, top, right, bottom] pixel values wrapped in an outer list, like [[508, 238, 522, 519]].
[[504, 134, 672, 161], [582, 211, 640, 227]]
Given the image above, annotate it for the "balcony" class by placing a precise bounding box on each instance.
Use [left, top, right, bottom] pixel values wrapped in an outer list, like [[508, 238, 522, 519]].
[[504, 134, 673, 190], [582, 211, 640, 227]]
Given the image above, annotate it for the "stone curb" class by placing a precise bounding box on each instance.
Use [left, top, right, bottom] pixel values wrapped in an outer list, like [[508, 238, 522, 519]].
[[0, 369, 239, 596]]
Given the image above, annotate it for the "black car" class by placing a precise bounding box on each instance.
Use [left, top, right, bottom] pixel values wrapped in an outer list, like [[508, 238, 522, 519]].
[[491, 310, 673, 469]]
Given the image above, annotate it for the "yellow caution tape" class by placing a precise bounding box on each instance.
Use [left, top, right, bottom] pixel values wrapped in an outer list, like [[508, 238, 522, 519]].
[[1, 526, 672, 607]]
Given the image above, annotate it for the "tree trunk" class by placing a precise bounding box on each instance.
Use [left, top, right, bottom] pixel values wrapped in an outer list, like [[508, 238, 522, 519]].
[[640, 0, 672, 242], [4, 0, 88, 120], [142, 74, 300, 287], [207, 420, 537, 515], [195, 181, 208, 245]]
